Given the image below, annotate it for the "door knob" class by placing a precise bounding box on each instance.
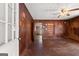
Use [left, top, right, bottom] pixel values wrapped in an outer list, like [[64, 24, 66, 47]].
[[18, 38, 21, 40]]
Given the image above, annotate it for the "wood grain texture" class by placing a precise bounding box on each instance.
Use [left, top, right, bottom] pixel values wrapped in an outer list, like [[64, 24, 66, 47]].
[[19, 4, 79, 55], [67, 16, 79, 41], [19, 3, 33, 56], [24, 36, 79, 56], [34, 20, 67, 39]]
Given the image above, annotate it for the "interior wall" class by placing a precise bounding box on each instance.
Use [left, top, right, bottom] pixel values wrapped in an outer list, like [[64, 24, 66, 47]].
[[34, 16, 79, 41], [67, 16, 79, 41], [34, 20, 67, 39], [19, 3, 33, 55]]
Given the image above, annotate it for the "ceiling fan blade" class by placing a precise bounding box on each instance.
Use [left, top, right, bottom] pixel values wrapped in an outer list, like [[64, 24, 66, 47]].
[[69, 8, 79, 11]]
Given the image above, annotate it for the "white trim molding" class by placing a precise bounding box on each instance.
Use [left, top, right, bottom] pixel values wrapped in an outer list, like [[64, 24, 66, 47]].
[[5, 3, 8, 43]]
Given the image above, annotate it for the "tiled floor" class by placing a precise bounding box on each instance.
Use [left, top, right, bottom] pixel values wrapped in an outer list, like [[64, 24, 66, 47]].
[[25, 36, 79, 56]]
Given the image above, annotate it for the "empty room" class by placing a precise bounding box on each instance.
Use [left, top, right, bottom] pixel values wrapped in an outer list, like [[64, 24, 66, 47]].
[[19, 3, 79, 56]]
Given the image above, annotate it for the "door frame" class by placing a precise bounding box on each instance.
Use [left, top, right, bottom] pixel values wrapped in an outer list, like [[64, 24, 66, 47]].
[[15, 3, 19, 40], [14, 3, 19, 55]]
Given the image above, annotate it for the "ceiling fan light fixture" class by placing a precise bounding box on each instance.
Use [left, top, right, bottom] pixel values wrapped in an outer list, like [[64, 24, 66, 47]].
[[58, 8, 70, 18]]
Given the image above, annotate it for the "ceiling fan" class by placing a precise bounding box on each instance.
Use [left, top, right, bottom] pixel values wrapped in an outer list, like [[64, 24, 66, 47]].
[[58, 8, 79, 18]]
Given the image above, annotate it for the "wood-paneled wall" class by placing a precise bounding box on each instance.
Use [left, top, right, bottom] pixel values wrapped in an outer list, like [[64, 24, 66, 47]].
[[19, 3, 33, 55], [19, 3, 79, 55], [34, 20, 67, 39], [34, 17, 79, 41], [67, 16, 79, 41]]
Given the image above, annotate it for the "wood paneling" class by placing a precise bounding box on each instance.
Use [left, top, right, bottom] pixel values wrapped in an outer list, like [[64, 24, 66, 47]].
[[24, 36, 79, 56], [34, 17, 79, 41], [19, 3, 33, 56], [19, 3, 79, 56], [25, 18, 79, 56], [67, 16, 79, 41], [34, 20, 67, 39]]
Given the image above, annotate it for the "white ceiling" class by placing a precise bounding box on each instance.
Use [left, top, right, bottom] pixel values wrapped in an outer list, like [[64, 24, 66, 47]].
[[25, 3, 79, 20]]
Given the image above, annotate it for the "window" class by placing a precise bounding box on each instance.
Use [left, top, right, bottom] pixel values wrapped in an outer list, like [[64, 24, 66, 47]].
[[0, 3, 17, 45]]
